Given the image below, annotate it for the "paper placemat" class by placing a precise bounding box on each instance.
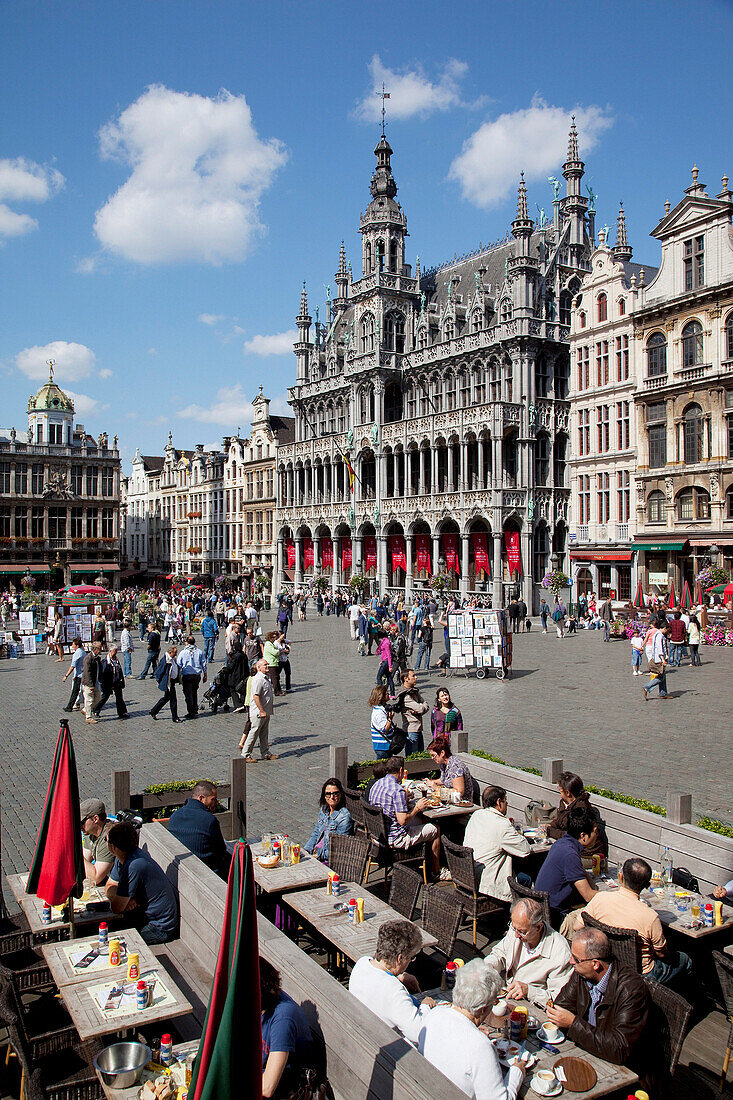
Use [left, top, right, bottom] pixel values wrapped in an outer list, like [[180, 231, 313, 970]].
[[89, 970, 177, 1019], [64, 938, 129, 975]]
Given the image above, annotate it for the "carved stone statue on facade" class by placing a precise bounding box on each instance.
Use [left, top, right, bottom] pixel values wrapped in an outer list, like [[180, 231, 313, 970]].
[[27, 426, 33, 443], [373, 504, 380, 526], [665, 477, 674, 502], [9, 427, 15, 442], [710, 472, 720, 499], [42, 469, 77, 499], [371, 422, 378, 444], [529, 403, 536, 428], [548, 176, 560, 199], [346, 428, 353, 447]]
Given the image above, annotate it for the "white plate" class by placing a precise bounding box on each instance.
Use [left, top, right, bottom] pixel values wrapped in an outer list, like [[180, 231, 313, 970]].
[[536, 1025, 565, 1044], [530, 1075, 563, 1096]]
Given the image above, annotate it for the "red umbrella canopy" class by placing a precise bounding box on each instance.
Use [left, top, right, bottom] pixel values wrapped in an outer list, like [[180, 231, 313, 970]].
[[632, 579, 645, 609], [26, 720, 84, 907], [66, 585, 108, 596], [189, 843, 261, 1100], [668, 582, 677, 609], [680, 581, 693, 610]]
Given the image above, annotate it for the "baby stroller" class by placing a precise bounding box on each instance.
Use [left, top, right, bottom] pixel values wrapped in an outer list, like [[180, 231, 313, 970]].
[[202, 666, 231, 713]]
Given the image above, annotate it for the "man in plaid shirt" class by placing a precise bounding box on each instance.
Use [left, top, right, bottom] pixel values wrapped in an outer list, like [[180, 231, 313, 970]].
[[369, 757, 442, 877]]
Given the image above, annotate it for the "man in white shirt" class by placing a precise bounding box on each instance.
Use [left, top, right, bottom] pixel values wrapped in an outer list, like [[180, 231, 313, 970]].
[[119, 619, 134, 678], [348, 601, 361, 640], [486, 898, 572, 1007], [349, 920, 435, 1046], [643, 623, 670, 700], [241, 658, 277, 762], [463, 785, 530, 900]]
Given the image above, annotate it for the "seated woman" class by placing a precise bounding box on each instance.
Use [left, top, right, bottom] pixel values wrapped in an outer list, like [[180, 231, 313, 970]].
[[419, 960, 525, 1099], [430, 688, 463, 738], [369, 684, 399, 759], [260, 958, 317, 1099], [349, 919, 436, 1046], [547, 771, 608, 857], [427, 736, 475, 801], [303, 777, 354, 863]]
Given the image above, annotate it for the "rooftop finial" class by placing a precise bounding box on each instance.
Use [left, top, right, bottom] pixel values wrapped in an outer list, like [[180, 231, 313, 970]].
[[47, 359, 55, 382], [299, 281, 308, 315], [692, 164, 699, 183], [612, 200, 632, 261], [723, 175, 729, 192], [567, 116, 579, 162], [376, 83, 390, 137], [516, 172, 528, 220], [338, 240, 347, 274], [664, 199, 671, 215]]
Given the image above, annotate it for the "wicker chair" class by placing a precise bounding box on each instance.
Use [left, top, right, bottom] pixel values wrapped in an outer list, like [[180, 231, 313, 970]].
[[507, 875, 551, 927], [581, 911, 643, 973], [328, 833, 369, 886], [421, 886, 463, 958], [642, 975, 692, 1080], [441, 837, 506, 946], [361, 802, 429, 885], [344, 788, 366, 835], [713, 949, 733, 1091], [389, 865, 422, 920]]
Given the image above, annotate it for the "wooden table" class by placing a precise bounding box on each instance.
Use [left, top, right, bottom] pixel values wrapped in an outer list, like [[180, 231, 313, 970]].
[[422, 803, 479, 822], [96, 1038, 199, 1100], [596, 872, 733, 939], [423, 990, 638, 1098], [6, 872, 115, 935], [724, 943, 733, 958], [47, 940, 193, 1041], [42, 929, 159, 988], [251, 843, 331, 894], [285, 881, 438, 964]]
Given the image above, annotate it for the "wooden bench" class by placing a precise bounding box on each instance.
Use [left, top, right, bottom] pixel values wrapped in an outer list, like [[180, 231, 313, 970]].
[[460, 753, 733, 895], [139, 823, 466, 1100]]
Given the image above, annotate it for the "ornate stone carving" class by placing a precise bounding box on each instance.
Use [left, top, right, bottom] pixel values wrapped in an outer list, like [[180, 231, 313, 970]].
[[635, 478, 645, 502], [665, 477, 674, 502], [710, 472, 720, 499]]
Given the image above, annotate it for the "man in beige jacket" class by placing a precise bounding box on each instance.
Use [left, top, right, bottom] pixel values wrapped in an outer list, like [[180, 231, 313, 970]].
[[486, 899, 573, 1007], [463, 785, 531, 900]]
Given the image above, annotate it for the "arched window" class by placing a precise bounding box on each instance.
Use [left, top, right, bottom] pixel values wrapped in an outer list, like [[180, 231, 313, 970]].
[[727, 485, 733, 520], [360, 313, 374, 354], [579, 311, 587, 329], [726, 312, 733, 360], [683, 403, 704, 464], [536, 355, 550, 398], [444, 373, 456, 411], [418, 324, 428, 349], [376, 240, 385, 272], [648, 490, 665, 523], [534, 432, 550, 486], [682, 320, 703, 367], [405, 384, 416, 419], [500, 299, 512, 323], [559, 291, 572, 326], [359, 386, 374, 423], [597, 293, 607, 322], [677, 486, 710, 521], [472, 311, 483, 332], [647, 331, 667, 377], [489, 359, 500, 402], [443, 319, 454, 341], [473, 365, 486, 404], [385, 311, 405, 353], [364, 241, 372, 274], [618, 297, 626, 316], [389, 239, 398, 272], [459, 371, 471, 407]]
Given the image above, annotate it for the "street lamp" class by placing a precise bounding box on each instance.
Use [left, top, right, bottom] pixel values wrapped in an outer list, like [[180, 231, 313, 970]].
[[709, 543, 720, 566]]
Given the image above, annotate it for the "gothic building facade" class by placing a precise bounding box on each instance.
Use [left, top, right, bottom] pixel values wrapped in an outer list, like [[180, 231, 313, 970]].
[[275, 124, 596, 608]]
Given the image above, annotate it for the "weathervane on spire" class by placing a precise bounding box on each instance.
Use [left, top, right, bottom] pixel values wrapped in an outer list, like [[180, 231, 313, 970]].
[[376, 83, 391, 136], [47, 359, 55, 382]]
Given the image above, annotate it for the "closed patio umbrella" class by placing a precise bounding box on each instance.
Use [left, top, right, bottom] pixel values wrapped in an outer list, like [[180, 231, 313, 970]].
[[695, 580, 704, 605], [632, 579, 645, 609], [668, 582, 677, 609], [189, 843, 261, 1100], [26, 719, 84, 918], [680, 580, 693, 609]]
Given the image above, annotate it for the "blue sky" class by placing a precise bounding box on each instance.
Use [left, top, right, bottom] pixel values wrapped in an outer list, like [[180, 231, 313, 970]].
[[2, 0, 732, 467]]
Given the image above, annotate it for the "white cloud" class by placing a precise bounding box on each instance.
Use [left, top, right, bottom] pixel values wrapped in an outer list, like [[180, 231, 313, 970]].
[[198, 313, 225, 326], [243, 329, 297, 356], [93, 85, 288, 265], [0, 156, 64, 240], [98, 368, 112, 379], [178, 383, 253, 426], [269, 393, 292, 417], [449, 95, 613, 209], [64, 390, 108, 417], [355, 55, 471, 122], [75, 255, 100, 274], [15, 340, 97, 382]]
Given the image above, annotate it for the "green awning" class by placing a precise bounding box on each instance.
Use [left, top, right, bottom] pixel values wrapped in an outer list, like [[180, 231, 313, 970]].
[[633, 541, 687, 552], [0, 566, 51, 574]]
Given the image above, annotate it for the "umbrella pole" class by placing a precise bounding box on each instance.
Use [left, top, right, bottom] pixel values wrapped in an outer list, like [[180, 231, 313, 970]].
[[68, 896, 76, 940]]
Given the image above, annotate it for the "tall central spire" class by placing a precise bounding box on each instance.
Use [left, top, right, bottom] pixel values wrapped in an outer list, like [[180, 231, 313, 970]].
[[370, 135, 397, 199]]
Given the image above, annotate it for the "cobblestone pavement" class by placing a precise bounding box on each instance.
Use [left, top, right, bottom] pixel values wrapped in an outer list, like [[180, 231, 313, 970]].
[[1, 614, 731, 881]]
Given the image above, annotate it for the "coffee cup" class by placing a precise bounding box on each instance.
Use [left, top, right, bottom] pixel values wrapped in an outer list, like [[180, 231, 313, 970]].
[[534, 1069, 558, 1094], [493, 998, 508, 1017], [543, 1022, 560, 1041]]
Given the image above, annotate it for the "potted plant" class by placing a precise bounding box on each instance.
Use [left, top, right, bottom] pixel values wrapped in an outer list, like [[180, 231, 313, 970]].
[[348, 572, 367, 597], [541, 568, 570, 596], [695, 565, 729, 590]]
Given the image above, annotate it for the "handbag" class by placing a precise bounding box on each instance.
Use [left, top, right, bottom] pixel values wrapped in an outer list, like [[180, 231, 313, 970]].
[[672, 866, 700, 893], [648, 659, 663, 675], [277, 1066, 335, 1100], [524, 799, 556, 826]]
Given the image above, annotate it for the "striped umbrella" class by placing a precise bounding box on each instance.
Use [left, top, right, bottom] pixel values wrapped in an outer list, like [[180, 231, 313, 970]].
[[189, 843, 261, 1100], [632, 579, 645, 609], [668, 582, 677, 609], [26, 719, 84, 913], [695, 580, 704, 606], [680, 580, 693, 609]]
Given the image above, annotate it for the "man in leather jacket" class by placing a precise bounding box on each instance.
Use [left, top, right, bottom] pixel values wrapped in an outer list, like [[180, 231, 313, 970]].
[[546, 927, 648, 1066]]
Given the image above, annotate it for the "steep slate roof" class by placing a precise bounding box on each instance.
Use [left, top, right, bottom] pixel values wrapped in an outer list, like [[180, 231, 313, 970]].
[[422, 229, 552, 312], [270, 415, 295, 444], [141, 454, 164, 473]]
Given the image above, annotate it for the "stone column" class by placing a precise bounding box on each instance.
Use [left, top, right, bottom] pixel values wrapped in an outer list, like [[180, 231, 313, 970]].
[[493, 531, 503, 608], [459, 441, 468, 490], [418, 450, 425, 496], [477, 438, 485, 489], [276, 537, 285, 590], [432, 447, 439, 493], [521, 525, 533, 612], [392, 452, 399, 496], [294, 534, 303, 586], [405, 535, 414, 598], [448, 445, 455, 492], [353, 535, 363, 579], [332, 533, 340, 588], [460, 532, 470, 598], [377, 534, 389, 593], [432, 532, 440, 580]]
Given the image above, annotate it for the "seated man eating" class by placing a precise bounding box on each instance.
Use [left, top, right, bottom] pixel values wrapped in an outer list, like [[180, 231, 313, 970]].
[[546, 927, 648, 1066], [485, 898, 572, 1007], [368, 756, 441, 879], [80, 797, 114, 886], [535, 805, 598, 918], [105, 822, 178, 945]]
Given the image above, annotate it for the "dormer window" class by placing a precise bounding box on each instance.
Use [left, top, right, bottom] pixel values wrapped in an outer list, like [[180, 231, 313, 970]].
[[597, 293, 607, 322], [684, 235, 704, 291]]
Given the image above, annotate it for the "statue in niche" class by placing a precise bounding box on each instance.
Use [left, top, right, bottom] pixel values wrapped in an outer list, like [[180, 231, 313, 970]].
[[346, 428, 353, 447], [371, 422, 378, 444], [9, 427, 15, 442], [373, 504, 380, 526], [27, 426, 33, 443]]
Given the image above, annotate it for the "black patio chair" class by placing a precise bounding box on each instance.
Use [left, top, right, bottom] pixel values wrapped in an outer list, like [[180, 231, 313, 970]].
[[581, 911, 643, 973], [441, 837, 506, 946], [343, 788, 366, 835], [388, 865, 422, 920], [507, 875, 551, 927], [421, 886, 463, 958], [328, 833, 369, 886], [713, 949, 733, 1091], [642, 974, 693, 1082], [361, 801, 429, 885]]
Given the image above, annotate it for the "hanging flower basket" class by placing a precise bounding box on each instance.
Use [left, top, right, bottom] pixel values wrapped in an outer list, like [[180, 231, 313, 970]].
[[348, 572, 367, 593], [541, 568, 570, 595], [696, 565, 729, 589]]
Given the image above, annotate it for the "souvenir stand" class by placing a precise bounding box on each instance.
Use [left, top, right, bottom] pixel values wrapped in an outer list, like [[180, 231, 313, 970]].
[[51, 585, 114, 654], [447, 607, 512, 680]]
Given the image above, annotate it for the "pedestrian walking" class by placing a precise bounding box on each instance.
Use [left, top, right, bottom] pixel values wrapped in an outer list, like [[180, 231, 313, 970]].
[[375, 632, 395, 695], [414, 615, 434, 672], [688, 614, 702, 666], [241, 657, 278, 761], [119, 620, 134, 678], [643, 623, 670, 701], [551, 598, 566, 639], [52, 612, 65, 661], [81, 642, 102, 724], [539, 598, 550, 634], [137, 624, 161, 679], [150, 645, 182, 722], [178, 634, 207, 719], [201, 608, 219, 663], [630, 628, 644, 675], [62, 636, 85, 711], [93, 645, 130, 719]]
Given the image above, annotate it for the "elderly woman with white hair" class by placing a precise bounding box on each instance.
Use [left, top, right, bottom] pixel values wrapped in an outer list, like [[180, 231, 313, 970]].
[[419, 960, 525, 1099], [349, 919, 436, 1047]]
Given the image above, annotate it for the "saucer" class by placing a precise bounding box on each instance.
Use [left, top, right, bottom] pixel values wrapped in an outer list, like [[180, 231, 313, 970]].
[[536, 1025, 565, 1044], [530, 1074, 563, 1096]]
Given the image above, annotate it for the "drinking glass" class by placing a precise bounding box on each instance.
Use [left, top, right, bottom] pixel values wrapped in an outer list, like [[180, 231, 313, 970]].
[[676, 894, 689, 917], [262, 834, 272, 855], [690, 900, 700, 919]]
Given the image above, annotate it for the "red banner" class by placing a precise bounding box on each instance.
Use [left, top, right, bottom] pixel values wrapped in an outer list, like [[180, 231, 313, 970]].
[[504, 530, 521, 576], [390, 535, 406, 572], [321, 536, 333, 570], [303, 537, 314, 570], [341, 537, 352, 571], [472, 532, 489, 575], [364, 535, 377, 573], [415, 534, 431, 575], [286, 539, 295, 569], [443, 533, 460, 574]]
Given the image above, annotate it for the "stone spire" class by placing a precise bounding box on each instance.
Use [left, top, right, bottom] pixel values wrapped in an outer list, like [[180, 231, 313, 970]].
[[517, 172, 528, 220], [297, 282, 309, 322], [335, 242, 349, 304], [612, 201, 633, 261], [295, 282, 312, 383], [567, 117, 580, 163], [511, 172, 534, 251]]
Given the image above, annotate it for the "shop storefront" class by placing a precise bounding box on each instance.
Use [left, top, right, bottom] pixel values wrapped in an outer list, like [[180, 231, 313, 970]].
[[568, 551, 634, 601], [632, 539, 688, 596]]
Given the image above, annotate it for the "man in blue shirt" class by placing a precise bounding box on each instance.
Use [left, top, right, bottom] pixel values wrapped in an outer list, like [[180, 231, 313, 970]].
[[105, 822, 178, 945], [536, 806, 599, 917], [201, 611, 219, 664], [178, 634, 207, 720], [168, 781, 230, 878]]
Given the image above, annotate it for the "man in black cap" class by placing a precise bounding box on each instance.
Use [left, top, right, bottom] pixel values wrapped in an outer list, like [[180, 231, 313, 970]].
[[81, 798, 114, 885]]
